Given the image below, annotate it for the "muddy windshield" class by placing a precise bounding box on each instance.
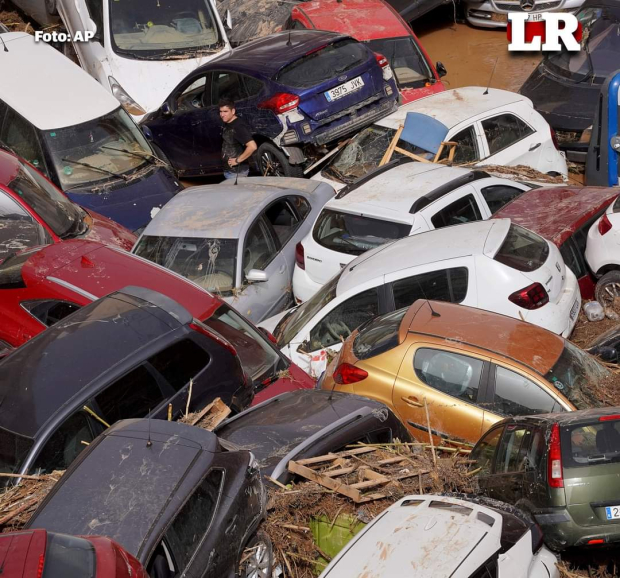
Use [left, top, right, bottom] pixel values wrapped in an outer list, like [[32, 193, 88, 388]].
[[109, 0, 221, 59], [0, 426, 33, 477], [543, 7, 620, 82], [43, 108, 153, 190], [134, 235, 237, 296], [544, 341, 612, 409]]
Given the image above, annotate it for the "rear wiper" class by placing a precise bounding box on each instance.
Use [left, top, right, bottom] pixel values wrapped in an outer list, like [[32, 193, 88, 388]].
[[61, 158, 129, 181]]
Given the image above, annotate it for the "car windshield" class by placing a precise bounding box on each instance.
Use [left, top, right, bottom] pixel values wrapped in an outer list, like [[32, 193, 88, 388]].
[[0, 247, 41, 289], [133, 235, 238, 296], [365, 36, 433, 89], [544, 341, 613, 409], [313, 208, 411, 256], [109, 0, 221, 59], [274, 270, 342, 346], [7, 161, 85, 239], [493, 224, 549, 273], [543, 7, 620, 82], [0, 426, 34, 477], [42, 108, 153, 190], [275, 38, 369, 88], [353, 307, 407, 360], [42, 533, 96, 578], [561, 417, 620, 467]]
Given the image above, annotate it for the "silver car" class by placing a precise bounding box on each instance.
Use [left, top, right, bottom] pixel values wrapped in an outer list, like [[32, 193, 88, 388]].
[[132, 177, 335, 323]]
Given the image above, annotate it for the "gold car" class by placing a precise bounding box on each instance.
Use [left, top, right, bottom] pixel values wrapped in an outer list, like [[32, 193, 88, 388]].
[[321, 300, 610, 444]]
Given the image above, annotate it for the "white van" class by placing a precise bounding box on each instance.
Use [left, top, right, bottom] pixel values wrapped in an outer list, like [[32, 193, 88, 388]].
[[57, 0, 232, 118]]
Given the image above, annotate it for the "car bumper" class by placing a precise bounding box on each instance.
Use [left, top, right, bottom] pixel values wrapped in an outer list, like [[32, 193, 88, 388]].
[[465, 0, 584, 28], [292, 263, 326, 303]]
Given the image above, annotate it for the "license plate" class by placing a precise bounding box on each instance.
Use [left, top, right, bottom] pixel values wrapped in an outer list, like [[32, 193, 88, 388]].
[[570, 299, 579, 321], [491, 12, 508, 22], [325, 76, 364, 102], [605, 505, 620, 520]]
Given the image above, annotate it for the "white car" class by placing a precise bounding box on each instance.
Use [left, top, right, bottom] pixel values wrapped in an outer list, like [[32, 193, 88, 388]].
[[318, 494, 559, 578], [312, 87, 567, 192], [261, 219, 580, 377], [57, 0, 232, 118], [294, 161, 535, 302], [464, 0, 585, 29]]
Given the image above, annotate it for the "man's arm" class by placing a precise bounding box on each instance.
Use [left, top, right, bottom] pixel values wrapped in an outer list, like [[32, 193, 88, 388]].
[[230, 139, 257, 166]]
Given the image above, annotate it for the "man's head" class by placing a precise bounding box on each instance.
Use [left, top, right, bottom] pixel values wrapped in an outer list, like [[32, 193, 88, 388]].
[[219, 98, 236, 123]]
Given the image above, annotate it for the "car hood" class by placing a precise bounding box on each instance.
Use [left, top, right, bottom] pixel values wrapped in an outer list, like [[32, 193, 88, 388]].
[[83, 209, 137, 251]]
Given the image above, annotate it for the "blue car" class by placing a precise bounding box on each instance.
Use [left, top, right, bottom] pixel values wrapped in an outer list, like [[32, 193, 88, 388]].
[[142, 29, 399, 177]]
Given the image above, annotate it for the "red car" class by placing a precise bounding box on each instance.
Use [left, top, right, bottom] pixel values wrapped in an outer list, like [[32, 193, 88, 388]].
[[0, 239, 313, 399], [286, 0, 446, 104], [0, 149, 135, 259], [492, 186, 619, 300], [0, 529, 147, 578]]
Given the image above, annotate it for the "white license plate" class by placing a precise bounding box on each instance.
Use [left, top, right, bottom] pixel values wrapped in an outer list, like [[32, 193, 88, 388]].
[[570, 299, 579, 321], [605, 505, 620, 520], [325, 76, 364, 102]]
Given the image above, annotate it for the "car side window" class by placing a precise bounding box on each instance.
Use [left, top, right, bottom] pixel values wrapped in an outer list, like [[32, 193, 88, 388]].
[[264, 200, 300, 247], [431, 194, 482, 229], [526, 428, 546, 472], [242, 75, 265, 99], [441, 127, 479, 163], [213, 71, 248, 104], [176, 74, 209, 110], [481, 185, 527, 214], [95, 364, 165, 424], [290, 19, 307, 30], [21, 300, 81, 327], [1, 109, 48, 176], [148, 339, 210, 392], [289, 195, 311, 220], [309, 288, 379, 350], [489, 365, 563, 416], [560, 238, 586, 279], [243, 217, 278, 275], [496, 425, 529, 473], [392, 267, 468, 310], [482, 114, 534, 156], [413, 348, 484, 404], [470, 426, 504, 476], [85, 0, 104, 39]]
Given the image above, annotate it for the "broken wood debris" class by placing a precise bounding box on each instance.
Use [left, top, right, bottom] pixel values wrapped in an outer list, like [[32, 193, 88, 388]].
[[178, 397, 231, 430]]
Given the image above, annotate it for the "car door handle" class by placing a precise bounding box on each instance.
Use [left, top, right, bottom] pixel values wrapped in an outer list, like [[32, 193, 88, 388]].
[[278, 265, 286, 274], [529, 142, 541, 151], [401, 395, 423, 407]]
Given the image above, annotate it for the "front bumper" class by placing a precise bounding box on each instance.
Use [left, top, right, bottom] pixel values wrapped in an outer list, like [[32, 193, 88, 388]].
[[465, 0, 584, 28]]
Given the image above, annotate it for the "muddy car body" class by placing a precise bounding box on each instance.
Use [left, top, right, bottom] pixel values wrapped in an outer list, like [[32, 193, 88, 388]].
[[27, 418, 268, 578], [142, 29, 398, 177], [471, 408, 620, 550], [216, 389, 412, 484], [320, 300, 611, 444], [0, 286, 252, 478]]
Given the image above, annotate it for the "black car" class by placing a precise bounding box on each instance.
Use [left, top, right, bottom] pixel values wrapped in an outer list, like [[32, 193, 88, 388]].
[[0, 286, 251, 479], [216, 389, 412, 484], [27, 419, 270, 578]]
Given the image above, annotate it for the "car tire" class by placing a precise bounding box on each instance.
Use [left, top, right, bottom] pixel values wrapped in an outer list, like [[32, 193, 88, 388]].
[[595, 270, 620, 308], [257, 142, 304, 178], [239, 530, 273, 578], [45, 0, 58, 15]]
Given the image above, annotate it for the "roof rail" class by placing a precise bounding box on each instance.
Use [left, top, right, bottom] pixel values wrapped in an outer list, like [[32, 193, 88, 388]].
[[335, 157, 414, 199]]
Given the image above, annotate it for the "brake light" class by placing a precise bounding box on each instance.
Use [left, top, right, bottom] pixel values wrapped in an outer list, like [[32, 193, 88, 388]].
[[508, 282, 549, 310], [598, 214, 612, 236], [333, 363, 368, 385], [547, 423, 564, 488], [189, 320, 237, 356], [258, 92, 300, 114], [36, 554, 45, 578], [295, 242, 305, 270], [550, 126, 560, 151], [587, 539, 605, 545], [375, 52, 389, 68], [600, 414, 620, 421]]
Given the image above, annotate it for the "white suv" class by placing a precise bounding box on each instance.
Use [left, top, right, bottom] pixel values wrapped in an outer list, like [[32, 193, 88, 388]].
[[294, 161, 534, 303], [261, 219, 580, 377]]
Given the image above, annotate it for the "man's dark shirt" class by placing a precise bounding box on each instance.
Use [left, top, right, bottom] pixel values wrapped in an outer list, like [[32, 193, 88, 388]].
[[222, 117, 253, 171]]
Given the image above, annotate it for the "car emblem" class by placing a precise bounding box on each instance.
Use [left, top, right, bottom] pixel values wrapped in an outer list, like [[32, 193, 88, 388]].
[[520, 0, 535, 11], [555, 262, 561, 273], [338, 75, 347, 82]]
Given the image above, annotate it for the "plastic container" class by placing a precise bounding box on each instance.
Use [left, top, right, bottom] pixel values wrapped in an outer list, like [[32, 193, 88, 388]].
[[584, 301, 605, 322]]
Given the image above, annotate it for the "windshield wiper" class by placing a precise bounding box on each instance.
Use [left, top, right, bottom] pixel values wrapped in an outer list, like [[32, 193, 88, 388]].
[[61, 158, 129, 181], [100, 145, 166, 167]]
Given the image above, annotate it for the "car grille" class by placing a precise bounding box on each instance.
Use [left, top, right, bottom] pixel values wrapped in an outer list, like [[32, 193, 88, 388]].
[[494, 0, 561, 10]]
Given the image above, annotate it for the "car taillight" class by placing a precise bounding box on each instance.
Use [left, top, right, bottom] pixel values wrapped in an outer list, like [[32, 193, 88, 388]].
[[550, 126, 560, 151], [36, 554, 45, 578], [295, 242, 305, 270], [600, 414, 620, 421], [333, 363, 368, 385], [508, 282, 549, 310], [189, 320, 237, 356], [547, 423, 564, 488], [375, 52, 389, 68], [258, 92, 300, 114], [599, 214, 613, 236]]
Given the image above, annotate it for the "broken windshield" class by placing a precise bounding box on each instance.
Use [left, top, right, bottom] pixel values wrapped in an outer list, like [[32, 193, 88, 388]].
[[109, 0, 221, 59]]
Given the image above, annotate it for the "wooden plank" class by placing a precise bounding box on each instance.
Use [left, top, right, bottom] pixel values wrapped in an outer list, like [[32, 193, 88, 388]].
[[393, 147, 431, 163], [358, 492, 389, 503], [288, 461, 362, 502], [376, 457, 408, 465], [322, 467, 357, 478], [379, 125, 403, 166], [349, 478, 389, 490], [295, 453, 339, 466], [187, 397, 231, 428], [339, 447, 377, 457]]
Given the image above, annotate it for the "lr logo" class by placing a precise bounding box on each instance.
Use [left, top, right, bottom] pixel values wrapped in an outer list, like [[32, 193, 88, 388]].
[[507, 12, 583, 51]]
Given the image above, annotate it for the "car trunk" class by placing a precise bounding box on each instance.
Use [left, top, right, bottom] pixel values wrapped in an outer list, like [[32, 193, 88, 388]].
[[520, 242, 565, 305]]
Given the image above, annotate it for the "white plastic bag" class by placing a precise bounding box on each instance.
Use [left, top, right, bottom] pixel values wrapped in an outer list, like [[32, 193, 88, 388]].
[[584, 301, 605, 322]]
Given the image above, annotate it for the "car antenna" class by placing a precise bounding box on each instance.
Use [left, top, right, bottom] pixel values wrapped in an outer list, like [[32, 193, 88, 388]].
[[413, 275, 441, 317], [483, 57, 499, 95], [146, 410, 153, 448], [0, 36, 8, 52], [426, 300, 441, 317], [286, 30, 292, 46], [327, 370, 338, 401]]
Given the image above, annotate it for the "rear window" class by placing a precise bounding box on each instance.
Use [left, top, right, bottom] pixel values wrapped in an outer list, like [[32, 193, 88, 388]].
[[42, 533, 96, 578], [353, 307, 407, 360], [613, 195, 620, 213], [493, 224, 549, 273], [0, 426, 34, 476], [561, 418, 620, 468], [275, 38, 369, 88], [313, 209, 411, 256]]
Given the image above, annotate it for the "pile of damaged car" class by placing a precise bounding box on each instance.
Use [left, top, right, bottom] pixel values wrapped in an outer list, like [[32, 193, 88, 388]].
[[3, 0, 620, 575]]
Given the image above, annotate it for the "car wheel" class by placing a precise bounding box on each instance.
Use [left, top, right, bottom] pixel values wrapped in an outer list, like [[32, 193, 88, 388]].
[[595, 270, 620, 308], [45, 0, 58, 15], [240, 531, 273, 578], [258, 143, 304, 178]]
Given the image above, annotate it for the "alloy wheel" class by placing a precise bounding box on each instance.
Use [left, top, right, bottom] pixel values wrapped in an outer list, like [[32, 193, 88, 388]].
[[242, 541, 271, 578], [601, 282, 620, 308], [261, 152, 285, 177]]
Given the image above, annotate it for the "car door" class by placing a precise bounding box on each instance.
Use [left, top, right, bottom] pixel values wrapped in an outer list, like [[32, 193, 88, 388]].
[[422, 184, 488, 229], [475, 181, 531, 215], [392, 344, 491, 444], [478, 113, 540, 169], [470, 424, 505, 496]]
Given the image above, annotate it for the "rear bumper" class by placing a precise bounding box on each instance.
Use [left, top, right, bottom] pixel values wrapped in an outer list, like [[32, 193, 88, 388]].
[[292, 263, 328, 303]]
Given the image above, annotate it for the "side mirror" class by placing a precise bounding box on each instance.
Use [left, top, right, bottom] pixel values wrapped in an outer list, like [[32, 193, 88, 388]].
[[297, 340, 310, 354], [246, 269, 269, 283], [436, 61, 447, 78], [141, 125, 154, 141], [225, 9, 233, 31]]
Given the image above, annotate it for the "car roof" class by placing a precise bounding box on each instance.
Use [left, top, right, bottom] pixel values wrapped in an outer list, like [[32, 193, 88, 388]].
[[375, 87, 530, 130], [0, 288, 189, 439], [27, 419, 218, 557], [337, 219, 510, 295], [292, 0, 409, 40], [0, 33, 119, 130], [402, 300, 564, 375], [493, 186, 619, 247], [142, 178, 327, 239]]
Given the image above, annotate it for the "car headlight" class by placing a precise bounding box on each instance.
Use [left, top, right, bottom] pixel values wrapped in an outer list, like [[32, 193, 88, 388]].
[[109, 76, 146, 116]]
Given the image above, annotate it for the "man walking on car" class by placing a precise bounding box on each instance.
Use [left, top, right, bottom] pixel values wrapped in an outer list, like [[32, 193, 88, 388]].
[[219, 98, 257, 180]]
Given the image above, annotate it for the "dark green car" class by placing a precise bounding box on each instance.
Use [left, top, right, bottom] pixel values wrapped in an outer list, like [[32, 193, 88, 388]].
[[470, 407, 620, 551]]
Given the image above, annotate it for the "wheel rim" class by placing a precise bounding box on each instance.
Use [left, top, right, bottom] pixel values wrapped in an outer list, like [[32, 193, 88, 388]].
[[243, 542, 271, 578], [601, 282, 620, 308], [260, 151, 285, 177]]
